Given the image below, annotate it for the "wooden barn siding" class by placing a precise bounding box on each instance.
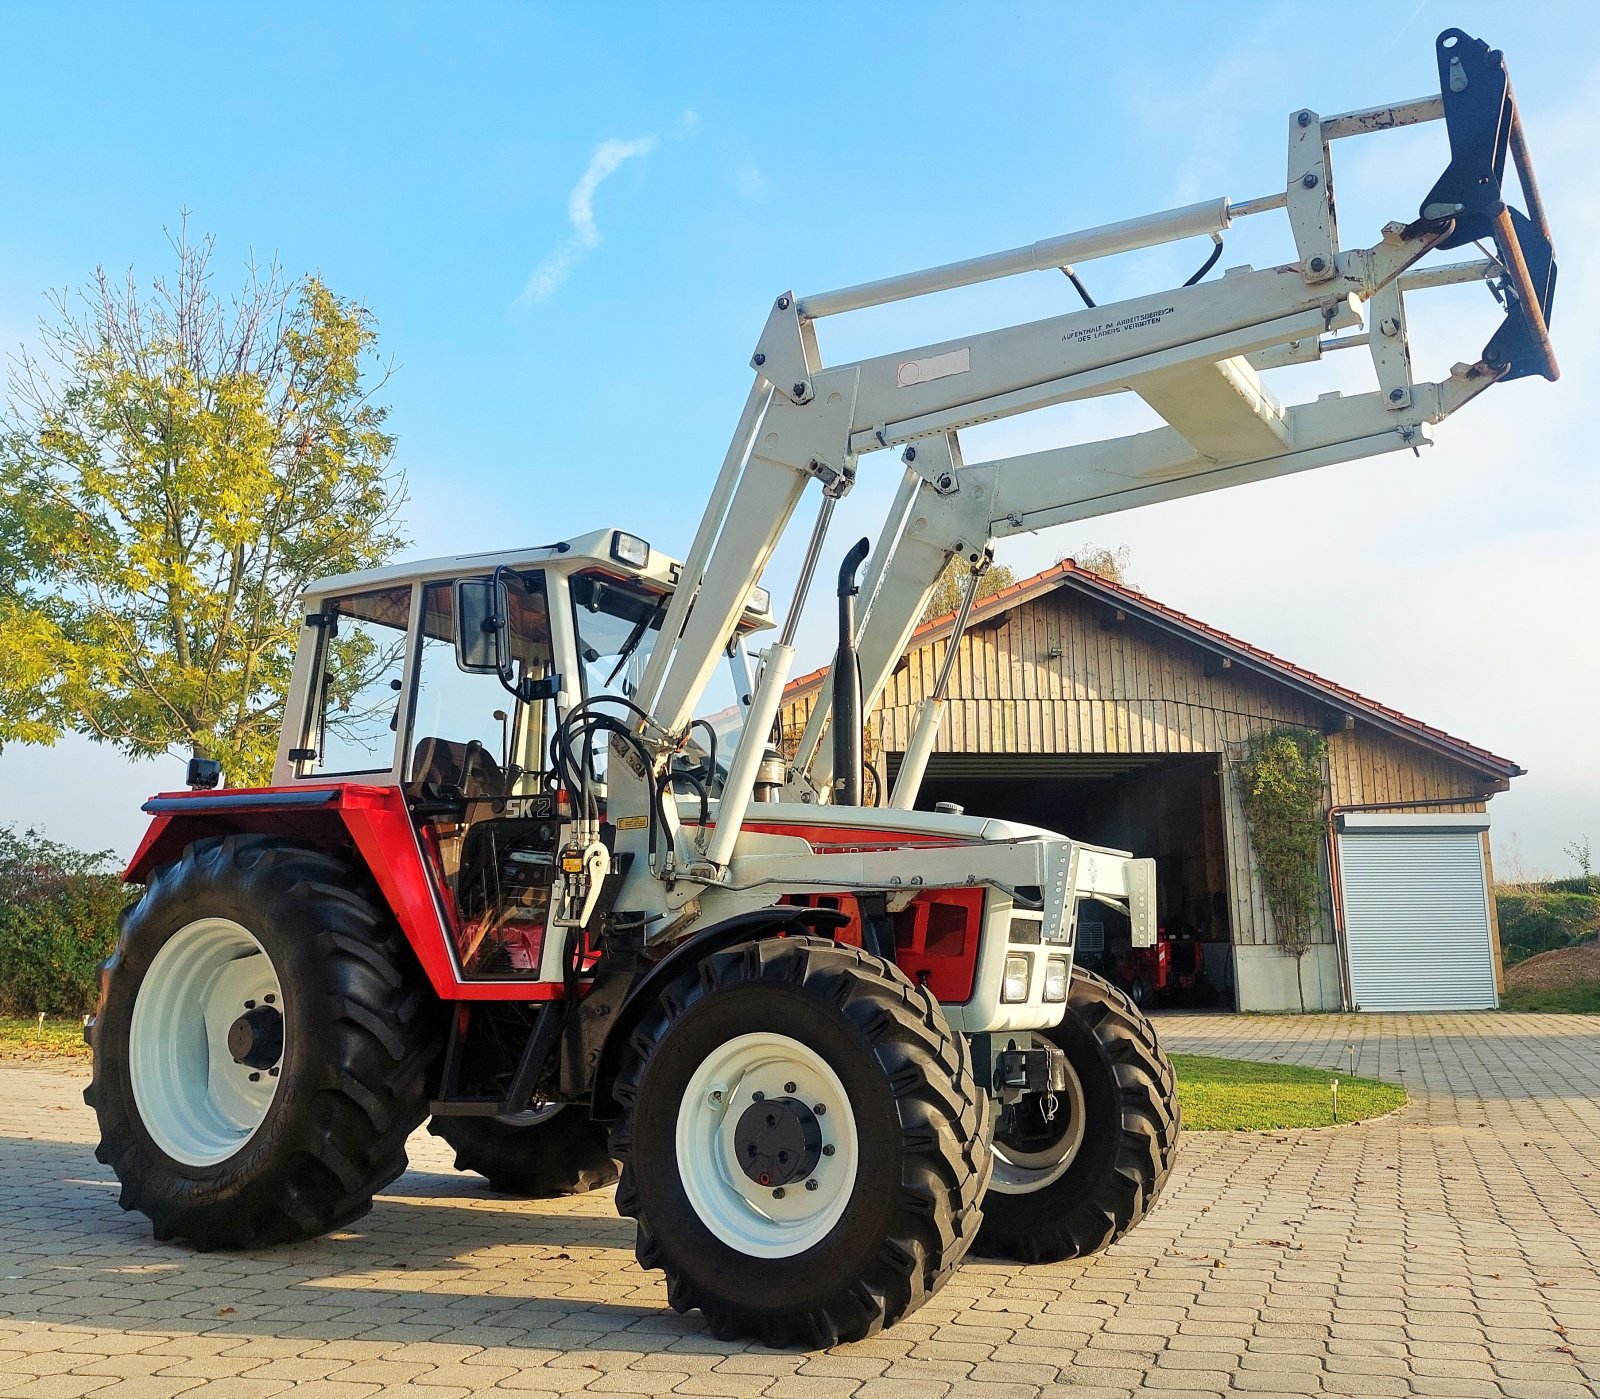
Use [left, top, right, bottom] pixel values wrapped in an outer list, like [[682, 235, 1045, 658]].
[[779, 590, 1493, 948]]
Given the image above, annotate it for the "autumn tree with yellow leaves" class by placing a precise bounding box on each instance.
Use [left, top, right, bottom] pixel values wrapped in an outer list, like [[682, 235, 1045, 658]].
[[0, 224, 407, 784]]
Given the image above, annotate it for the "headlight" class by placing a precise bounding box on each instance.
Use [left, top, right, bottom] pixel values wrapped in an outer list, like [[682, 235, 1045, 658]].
[[610, 531, 651, 568], [1043, 955, 1070, 1003], [746, 585, 771, 615], [1002, 952, 1031, 1003]]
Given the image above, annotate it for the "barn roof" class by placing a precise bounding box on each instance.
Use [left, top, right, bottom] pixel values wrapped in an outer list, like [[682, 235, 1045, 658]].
[[785, 560, 1522, 782]]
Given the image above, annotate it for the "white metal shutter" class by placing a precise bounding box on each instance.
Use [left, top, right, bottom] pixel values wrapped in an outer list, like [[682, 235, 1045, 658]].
[[1338, 824, 1497, 1011]]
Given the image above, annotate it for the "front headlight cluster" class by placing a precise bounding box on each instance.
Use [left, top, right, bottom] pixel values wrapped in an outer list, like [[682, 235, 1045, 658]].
[[1002, 951, 1073, 1003]]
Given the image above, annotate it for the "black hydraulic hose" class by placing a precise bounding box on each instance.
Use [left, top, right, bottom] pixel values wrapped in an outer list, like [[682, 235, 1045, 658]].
[[1064, 268, 1096, 308], [1184, 236, 1224, 286]]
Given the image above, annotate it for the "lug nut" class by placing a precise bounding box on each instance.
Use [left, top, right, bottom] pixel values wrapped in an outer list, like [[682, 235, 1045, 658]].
[[813, 1104, 826, 1115], [823, 1144, 836, 1156], [244, 1000, 256, 1010], [784, 1081, 797, 1094], [264, 994, 276, 1005], [773, 1186, 786, 1199], [805, 1179, 818, 1191], [752, 1090, 765, 1101], [268, 1066, 279, 1077], [249, 1072, 261, 1082]]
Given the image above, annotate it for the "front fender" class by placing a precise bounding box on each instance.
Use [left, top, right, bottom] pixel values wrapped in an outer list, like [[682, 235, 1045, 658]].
[[587, 904, 848, 1120]]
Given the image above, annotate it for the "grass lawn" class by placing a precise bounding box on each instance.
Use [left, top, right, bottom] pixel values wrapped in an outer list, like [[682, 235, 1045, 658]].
[[1501, 982, 1600, 1014], [0, 1016, 91, 1061], [1172, 1052, 1405, 1131]]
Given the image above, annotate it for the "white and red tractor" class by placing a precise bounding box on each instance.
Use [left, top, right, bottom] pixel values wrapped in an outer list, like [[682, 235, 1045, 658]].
[[88, 29, 1554, 1346]]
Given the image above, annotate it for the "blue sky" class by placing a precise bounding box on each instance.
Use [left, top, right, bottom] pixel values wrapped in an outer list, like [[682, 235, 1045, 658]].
[[0, 1, 1594, 875]]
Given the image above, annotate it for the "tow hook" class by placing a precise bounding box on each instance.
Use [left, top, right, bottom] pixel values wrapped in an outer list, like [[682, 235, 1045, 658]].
[[992, 1038, 1068, 1105]]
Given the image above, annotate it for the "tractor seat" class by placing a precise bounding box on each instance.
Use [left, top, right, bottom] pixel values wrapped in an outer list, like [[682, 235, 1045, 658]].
[[411, 736, 505, 799]]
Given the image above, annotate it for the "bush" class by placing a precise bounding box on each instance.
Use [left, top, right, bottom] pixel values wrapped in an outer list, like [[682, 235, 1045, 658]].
[[1497, 887, 1600, 967], [0, 826, 132, 1016]]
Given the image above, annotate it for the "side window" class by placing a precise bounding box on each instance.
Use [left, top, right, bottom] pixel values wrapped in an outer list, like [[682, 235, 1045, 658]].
[[312, 585, 411, 776], [409, 575, 553, 796]]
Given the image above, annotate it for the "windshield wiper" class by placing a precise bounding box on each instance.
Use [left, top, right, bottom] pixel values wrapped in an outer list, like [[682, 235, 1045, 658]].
[[603, 595, 668, 689]]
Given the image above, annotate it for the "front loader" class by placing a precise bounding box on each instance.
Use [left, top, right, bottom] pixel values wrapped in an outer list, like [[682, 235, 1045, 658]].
[[88, 30, 1555, 1346]]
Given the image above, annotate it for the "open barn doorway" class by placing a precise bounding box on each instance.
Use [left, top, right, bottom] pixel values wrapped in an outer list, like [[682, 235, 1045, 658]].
[[886, 751, 1237, 1010]]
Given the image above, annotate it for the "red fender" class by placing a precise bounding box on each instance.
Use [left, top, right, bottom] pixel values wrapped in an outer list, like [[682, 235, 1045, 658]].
[[126, 784, 558, 1001]]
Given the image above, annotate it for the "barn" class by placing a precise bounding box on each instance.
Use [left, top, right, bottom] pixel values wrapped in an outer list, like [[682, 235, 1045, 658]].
[[779, 561, 1522, 1013]]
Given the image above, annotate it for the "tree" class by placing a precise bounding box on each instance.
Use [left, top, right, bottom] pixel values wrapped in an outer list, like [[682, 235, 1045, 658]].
[[920, 557, 1016, 624], [0, 223, 407, 784], [1057, 542, 1132, 585], [1231, 726, 1328, 1012]]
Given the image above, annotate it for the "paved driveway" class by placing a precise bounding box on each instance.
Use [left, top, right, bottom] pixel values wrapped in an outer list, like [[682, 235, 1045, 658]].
[[1, 1012, 1596, 1398]]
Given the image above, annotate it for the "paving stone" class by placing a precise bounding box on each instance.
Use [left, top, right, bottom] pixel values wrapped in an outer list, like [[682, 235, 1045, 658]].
[[3, 1012, 1597, 1397]]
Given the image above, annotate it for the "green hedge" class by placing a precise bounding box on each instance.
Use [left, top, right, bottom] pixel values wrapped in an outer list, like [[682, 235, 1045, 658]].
[[0, 826, 132, 1017], [1497, 888, 1600, 967]]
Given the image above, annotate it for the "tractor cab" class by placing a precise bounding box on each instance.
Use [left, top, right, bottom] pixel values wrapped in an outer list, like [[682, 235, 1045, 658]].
[[268, 528, 772, 980]]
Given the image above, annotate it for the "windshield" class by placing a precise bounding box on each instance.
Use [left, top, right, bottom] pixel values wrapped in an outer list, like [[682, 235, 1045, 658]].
[[570, 571, 749, 794]]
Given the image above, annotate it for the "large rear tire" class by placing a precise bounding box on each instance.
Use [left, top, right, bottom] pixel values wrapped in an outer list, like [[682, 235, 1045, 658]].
[[978, 967, 1178, 1263], [612, 936, 989, 1347], [427, 1109, 617, 1196], [86, 836, 442, 1249]]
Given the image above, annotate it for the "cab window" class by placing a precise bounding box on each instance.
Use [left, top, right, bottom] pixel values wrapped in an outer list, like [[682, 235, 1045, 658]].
[[310, 585, 411, 776], [408, 574, 553, 797]]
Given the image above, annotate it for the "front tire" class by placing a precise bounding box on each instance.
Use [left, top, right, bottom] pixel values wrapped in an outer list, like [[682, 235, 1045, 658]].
[[978, 968, 1178, 1263], [612, 936, 989, 1347], [428, 1109, 617, 1196], [86, 836, 441, 1249]]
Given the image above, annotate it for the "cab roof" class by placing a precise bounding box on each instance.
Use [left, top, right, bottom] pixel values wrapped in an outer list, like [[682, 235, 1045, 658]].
[[303, 528, 776, 630]]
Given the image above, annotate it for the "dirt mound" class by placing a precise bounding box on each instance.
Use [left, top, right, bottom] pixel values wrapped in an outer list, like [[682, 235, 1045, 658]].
[[1505, 942, 1600, 992]]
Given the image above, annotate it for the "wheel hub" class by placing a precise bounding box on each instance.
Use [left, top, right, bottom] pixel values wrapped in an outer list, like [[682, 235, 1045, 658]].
[[227, 1004, 284, 1070], [733, 1096, 822, 1187]]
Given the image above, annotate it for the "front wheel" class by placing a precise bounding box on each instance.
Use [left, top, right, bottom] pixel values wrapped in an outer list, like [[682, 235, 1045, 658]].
[[612, 936, 989, 1347], [86, 836, 441, 1249], [978, 968, 1179, 1263]]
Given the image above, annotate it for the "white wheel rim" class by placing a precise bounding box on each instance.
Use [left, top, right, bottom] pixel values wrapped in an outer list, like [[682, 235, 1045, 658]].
[[989, 1058, 1088, 1194], [129, 917, 284, 1167], [675, 1031, 860, 1259]]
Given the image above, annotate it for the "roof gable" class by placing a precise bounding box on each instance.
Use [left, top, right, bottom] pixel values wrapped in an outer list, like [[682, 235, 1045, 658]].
[[786, 560, 1521, 781]]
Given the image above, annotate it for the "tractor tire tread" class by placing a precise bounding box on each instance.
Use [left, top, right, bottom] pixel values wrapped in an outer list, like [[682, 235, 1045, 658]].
[[612, 935, 987, 1347]]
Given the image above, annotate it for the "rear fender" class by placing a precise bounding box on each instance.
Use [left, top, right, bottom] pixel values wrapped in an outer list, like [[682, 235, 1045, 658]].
[[126, 784, 463, 999]]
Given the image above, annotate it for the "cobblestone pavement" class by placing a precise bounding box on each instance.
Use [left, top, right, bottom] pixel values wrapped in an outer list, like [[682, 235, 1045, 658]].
[[2, 1012, 1597, 1398]]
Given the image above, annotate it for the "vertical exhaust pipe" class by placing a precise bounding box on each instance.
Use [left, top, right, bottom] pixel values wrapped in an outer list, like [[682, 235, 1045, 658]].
[[832, 538, 871, 806]]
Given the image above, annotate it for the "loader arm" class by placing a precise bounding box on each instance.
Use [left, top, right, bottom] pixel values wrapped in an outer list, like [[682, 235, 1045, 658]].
[[605, 28, 1553, 887]]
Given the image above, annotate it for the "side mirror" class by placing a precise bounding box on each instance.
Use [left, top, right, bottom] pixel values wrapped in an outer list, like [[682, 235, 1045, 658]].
[[455, 577, 508, 675]]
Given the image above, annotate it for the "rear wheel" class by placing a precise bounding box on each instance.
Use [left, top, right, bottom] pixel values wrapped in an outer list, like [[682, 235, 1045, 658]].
[[612, 936, 989, 1347], [978, 968, 1178, 1263], [428, 1107, 617, 1196], [86, 836, 442, 1249]]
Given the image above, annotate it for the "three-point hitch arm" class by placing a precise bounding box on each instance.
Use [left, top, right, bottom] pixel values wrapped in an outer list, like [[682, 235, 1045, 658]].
[[612, 28, 1555, 905]]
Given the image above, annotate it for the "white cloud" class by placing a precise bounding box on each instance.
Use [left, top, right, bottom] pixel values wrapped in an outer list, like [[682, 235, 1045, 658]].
[[518, 112, 700, 307]]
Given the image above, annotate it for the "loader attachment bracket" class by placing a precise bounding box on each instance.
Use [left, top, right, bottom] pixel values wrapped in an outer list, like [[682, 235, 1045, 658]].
[[1421, 28, 1557, 381]]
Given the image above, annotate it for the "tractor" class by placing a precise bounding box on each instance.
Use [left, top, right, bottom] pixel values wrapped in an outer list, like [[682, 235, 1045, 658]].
[[87, 30, 1554, 1346]]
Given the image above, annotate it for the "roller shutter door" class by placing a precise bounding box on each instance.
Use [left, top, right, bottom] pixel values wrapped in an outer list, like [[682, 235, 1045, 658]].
[[1337, 816, 1497, 1011]]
